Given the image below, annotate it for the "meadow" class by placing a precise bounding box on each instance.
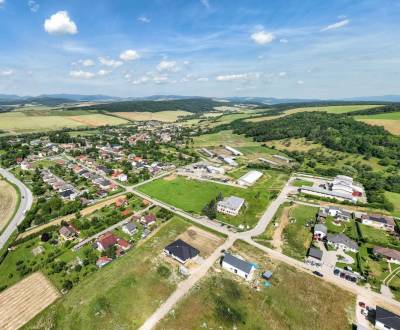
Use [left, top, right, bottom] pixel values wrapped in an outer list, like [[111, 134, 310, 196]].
[[113, 110, 191, 122], [385, 191, 400, 217], [157, 240, 355, 330], [355, 112, 400, 135], [193, 129, 260, 148], [24, 217, 192, 330], [138, 171, 288, 228]]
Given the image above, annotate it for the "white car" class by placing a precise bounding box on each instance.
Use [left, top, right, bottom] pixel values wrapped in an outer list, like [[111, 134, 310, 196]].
[[361, 309, 368, 317]]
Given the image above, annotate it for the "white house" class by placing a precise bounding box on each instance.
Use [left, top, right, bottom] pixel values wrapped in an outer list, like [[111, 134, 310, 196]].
[[122, 222, 137, 236], [375, 306, 400, 330], [221, 253, 255, 281], [373, 247, 400, 264], [117, 173, 128, 182], [237, 170, 263, 186], [314, 224, 327, 240], [217, 196, 245, 216], [326, 233, 358, 253]]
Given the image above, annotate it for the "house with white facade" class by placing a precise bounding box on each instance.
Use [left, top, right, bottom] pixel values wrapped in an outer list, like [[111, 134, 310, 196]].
[[221, 253, 255, 281], [217, 196, 245, 216], [327, 233, 358, 253]]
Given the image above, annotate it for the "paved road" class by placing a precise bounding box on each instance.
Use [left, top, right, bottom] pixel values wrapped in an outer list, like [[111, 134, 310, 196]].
[[0, 167, 33, 250]]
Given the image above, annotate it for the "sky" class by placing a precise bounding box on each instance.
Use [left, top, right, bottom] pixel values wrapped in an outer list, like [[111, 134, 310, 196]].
[[0, 0, 400, 98]]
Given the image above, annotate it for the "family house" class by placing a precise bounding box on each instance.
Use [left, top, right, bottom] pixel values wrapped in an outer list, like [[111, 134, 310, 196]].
[[221, 253, 255, 281], [59, 225, 79, 240], [96, 256, 112, 268], [360, 214, 395, 232], [122, 222, 137, 236], [306, 247, 323, 267], [373, 247, 400, 264], [314, 224, 327, 240], [164, 239, 199, 264], [327, 233, 358, 253], [141, 214, 156, 226], [217, 196, 245, 216], [375, 306, 400, 330]]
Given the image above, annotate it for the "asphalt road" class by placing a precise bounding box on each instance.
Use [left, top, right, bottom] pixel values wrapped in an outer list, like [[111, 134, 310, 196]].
[[0, 167, 33, 250]]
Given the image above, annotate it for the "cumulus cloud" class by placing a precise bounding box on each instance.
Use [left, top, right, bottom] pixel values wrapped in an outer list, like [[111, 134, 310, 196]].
[[132, 75, 150, 85], [138, 16, 150, 23], [216, 72, 260, 82], [98, 57, 123, 68], [197, 77, 209, 82], [44, 11, 78, 35], [0, 69, 14, 77], [97, 69, 109, 76], [70, 70, 94, 79], [120, 49, 140, 61], [321, 19, 349, 32], [251, 30, 274, 45], [28, 0, 39, 12], [78, 59, 95, 67], [157, 60, 178, 72]]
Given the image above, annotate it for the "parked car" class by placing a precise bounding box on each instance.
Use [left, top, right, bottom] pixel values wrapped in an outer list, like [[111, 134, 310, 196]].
[[359, 302, 366, 308], [334, 269, 340, 276], [361, 309, 368, 317], [313, 271, 323, 277]]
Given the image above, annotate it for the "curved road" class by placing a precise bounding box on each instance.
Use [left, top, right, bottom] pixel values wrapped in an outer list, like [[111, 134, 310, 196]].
[[0, 167, 33, 250]]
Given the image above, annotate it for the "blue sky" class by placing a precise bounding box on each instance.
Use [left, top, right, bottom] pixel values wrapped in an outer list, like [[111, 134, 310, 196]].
[[0, 0, 399, 98]]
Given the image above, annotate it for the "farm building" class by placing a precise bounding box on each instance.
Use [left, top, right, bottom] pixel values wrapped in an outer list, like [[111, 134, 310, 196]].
[[200, 148, 214, 157], [222, 157, 238, 167], [272, 154, 291, 163], [373, 247, 400, 264], [299, 186, 357, 203], [224, 145, 243, 156], [164, 239, 199, 264], [375, 306, 400, 330], [217, 196, 245, 216], [327, 233, 358, 253], [221, 253, 255, 281], [206, 165, 225, 175], [237, 170, 263, 186]]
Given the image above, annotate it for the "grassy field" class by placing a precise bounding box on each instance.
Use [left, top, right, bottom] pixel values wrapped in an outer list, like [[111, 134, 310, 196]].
[[358, 223, 400, 248], [355, 112, 400, 135], [292, 179, 314, 187], [0, 177, 19, 233], [113, 111, 191, 122], [157, 240, 355, 330], [282, 205, 317, 260], [0, 112, 128, 133], [385, 191, 400, 217], [246, 104, 383, 123], [193, 130, 260, 148], [24, 217, 193, 330], [138, 170, 288, 228]]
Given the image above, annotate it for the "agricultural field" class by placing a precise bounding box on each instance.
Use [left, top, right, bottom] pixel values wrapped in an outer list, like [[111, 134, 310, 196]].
[[0, 272, 60, 330], [23, 217, 197, 330], [281, 205, 318, 260], [193, 130, 260, 148], [0, 177, 19, 233], [138, 170, 288, 228], [246, 104, 383, 122], [157, 241, 355, 330], [113, 110, 191, 122], [0, 112, 128, 134], [355, 112, 400, 135]]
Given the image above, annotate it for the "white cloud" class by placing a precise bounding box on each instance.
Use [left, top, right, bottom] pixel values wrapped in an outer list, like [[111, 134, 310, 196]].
[[0, 69, 14, 77], [28, 0, 39, 12], [279, 38, 288, 43], [97, 69, 109, 76], [278, 71, 287, 77], [98, 57, 123, 68], [216, 72, 260, 82], [44, 11, 78, 35], [251, 30, 274, 45], [78, 59, 95, 67], [297, 80, 304, 85], [157, 60, 178, 72], [138, 16, 150, 23], [120, 49, 140, 61], [0, 0, 4, 6], [69, 70, 94, 79], [197, 77, 209, 82], [200, 0, 210, 9], [321, 19, 349, 32], [132, 75, 150, 85]]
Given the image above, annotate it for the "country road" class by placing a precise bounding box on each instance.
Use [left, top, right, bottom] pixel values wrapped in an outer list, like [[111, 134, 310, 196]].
[[0, 168, 33, 250]]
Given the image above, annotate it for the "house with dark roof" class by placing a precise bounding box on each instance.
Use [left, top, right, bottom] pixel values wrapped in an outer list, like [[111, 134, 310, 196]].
[[59, 225, 79, 240], [373, 247, 400, 264], [164, 239, 199, 264], [221, 253, 255, 281], [327, 233, 358, 253], [122, 222, 137, 236], [141, 214, 156, 226], [375, 306, 400, 330], [361, 214, 395, 232], [306, 247, 323, 267], [314, 224, 327, 240]]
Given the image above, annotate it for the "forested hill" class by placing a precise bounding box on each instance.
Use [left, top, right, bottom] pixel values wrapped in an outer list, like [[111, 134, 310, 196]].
[[348, 103, 400, 116], [232, 112, 400, 161], [68, 98, 230, 113]]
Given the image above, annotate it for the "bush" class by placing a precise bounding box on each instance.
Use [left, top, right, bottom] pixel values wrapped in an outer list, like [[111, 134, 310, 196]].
[[157, 264, 171, 278]]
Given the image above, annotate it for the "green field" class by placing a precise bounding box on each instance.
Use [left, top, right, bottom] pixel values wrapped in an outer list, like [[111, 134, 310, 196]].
[[385, 191, 400, 217], [355, 112, 400, 120], [193, 130, 260, 148], [138, 171, 288, 228], [359, 223, 399, 248], [292, 179, 314, 187], [24, 217, 192, 330], [157, 241, 355, 330], [0, 112, 128, 133], [282, 205, 317, 260]]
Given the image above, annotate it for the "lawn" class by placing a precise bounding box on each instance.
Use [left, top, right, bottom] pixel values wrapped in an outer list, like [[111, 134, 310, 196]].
[[292, 179, 314, 187], [138, 170, 288, 228], [358, 223, 400, 249], [325, 217, 346, 234], [385, 191, 400, 217], [193, 130, 260, 148], [24, 216, 193, 330], [157, 240, 355, 330], [282, 205, 318, 260]]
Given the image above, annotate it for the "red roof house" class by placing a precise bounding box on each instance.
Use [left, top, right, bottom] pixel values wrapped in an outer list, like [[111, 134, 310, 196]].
[[96, 232, 118, 251]]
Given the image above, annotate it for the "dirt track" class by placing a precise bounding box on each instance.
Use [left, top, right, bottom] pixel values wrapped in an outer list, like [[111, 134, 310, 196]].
[[0, 272, 60, 330], [271, 206, 290, 252]]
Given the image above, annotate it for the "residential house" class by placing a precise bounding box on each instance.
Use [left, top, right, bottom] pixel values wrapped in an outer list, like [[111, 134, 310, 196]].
[[217, 196, 245, 216], [59, 189, 77, 200], [59, 225, 79, 240], [96, 256, 113, 268], [360, 214, 395, 232], [164, 239, 199, 264], [373, 247, 400, 264], [221, 253, 255, 281], [375, 306, 400, 330], [96, 232, 118, 251], [20, 160, 33, 171], [306, 247, 323, 267], [122, 222, 137, 236], [327, 233, 359, 252], [314, 224, 327, 240], [141, 214, 156, 226]]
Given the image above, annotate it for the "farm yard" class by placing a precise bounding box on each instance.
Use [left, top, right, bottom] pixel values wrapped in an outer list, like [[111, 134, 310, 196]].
[[0, 272, 60, 330], [113, 110, 191, 122], [23, 217, 199, 330], [0, 177, 19, 233], [0, 111, 128, 134], [138, 170, 288, 228], [157, 241, 355, 330]]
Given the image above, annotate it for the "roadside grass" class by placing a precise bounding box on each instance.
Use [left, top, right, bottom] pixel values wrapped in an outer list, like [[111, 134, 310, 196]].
[[281, 205, 318, 261], [138, 170, 288, 228], [23, 216, 193, 330], [157, 240, 355, 330], [292, 179, 314, 187], [385, 191, 400, 217], [193, 130, 260, 148]]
